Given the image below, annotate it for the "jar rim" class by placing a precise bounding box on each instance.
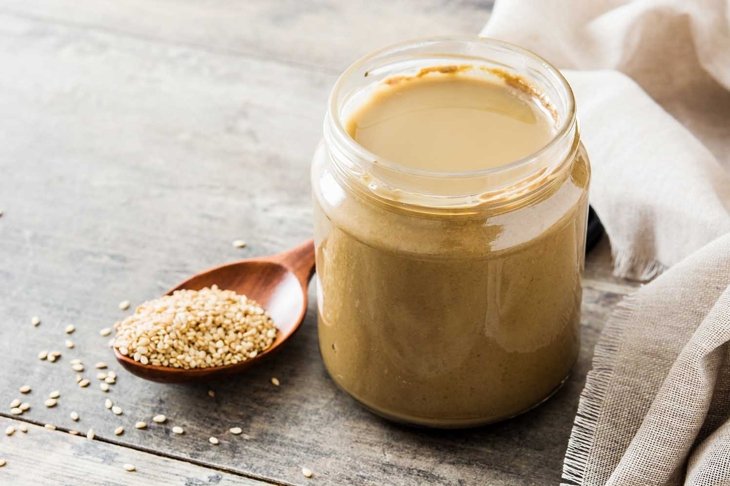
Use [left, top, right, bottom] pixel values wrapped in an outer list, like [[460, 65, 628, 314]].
[[326, 36, 577, 180]]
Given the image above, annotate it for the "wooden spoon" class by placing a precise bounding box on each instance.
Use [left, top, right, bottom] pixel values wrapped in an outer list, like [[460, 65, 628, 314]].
[[113, 239, 315, 383]]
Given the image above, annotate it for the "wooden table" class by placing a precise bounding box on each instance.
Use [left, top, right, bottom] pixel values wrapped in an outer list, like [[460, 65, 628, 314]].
[[0, 2, 638, 484]]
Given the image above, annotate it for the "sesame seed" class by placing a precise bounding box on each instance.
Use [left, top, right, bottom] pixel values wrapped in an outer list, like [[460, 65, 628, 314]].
[[10, 407, 22, 415], [78, 379, 90, 388], [97, 372, 108, 380], [65, 339, 75, 349], [123, 464, 136, 472], [72, 363, 84, 372], [31, 316, 41, 326], [104, 376, 116, 384], [44, 424, 56, 431], [112, 406, 123, 415], [64, 324, 75, 334], [19, 385, 31, 394], [18, 424, 27, 433], [302, 467, 314, 478], [48, 355, 57, 363], [38, 350, 48, 360], [100, 383, 109, 392], [9, 399, 21, 408], [229, 427, 242, 435], [5, 426, 15, 436], [114, 426, 124, 436], [111, 286, 277, 370], [70, 411, 79, 421], [86, 429, 95, 440], [99, 327, 112, 337], [69, 430, 80, 435], [172, 426, 184, 435], [49, 390, 60, 399], [209, 437, 219, 445], [94, 362, 108, 369], [19, 403, 30, 412], [152, 414, 166, 424], [134, 422, 147, 429], [0, 459, 6, 467], [45, 398, 58, 408], [50, 351, 61, 359], [232, 239, 247, 248], [118, 300, 131, 311], [271, 377, 280, 386], [70, 358, 82, 365], [108, 371, 116, 379], [105, 399, 113, 409], [76, 374, 83, 383], [207, 390, 215, 398]]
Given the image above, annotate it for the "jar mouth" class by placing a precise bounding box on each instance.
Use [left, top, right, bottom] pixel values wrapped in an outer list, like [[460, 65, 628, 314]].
[[327, 36, 576, 179]]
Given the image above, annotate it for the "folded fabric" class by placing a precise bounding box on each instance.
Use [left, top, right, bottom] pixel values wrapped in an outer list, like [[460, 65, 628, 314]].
[[563, 233, 730, 485]]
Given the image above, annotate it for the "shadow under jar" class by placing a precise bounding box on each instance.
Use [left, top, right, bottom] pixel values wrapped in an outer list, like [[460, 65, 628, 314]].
[[312, 37, 590, 428]]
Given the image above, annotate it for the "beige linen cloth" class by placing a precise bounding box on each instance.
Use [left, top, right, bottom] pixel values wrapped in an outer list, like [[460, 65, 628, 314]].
[[481, 1, 730, 485]]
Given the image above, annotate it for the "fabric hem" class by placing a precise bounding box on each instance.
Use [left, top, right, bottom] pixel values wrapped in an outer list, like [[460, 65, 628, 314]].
[[611, 247, 667, 282], [560, 293, 639, 485]]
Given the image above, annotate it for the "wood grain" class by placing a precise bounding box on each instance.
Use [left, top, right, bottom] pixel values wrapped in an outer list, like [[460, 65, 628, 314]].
[[0, 417, 270, 485], [0, 1, 636, 485], [0, 0, 493, 72]]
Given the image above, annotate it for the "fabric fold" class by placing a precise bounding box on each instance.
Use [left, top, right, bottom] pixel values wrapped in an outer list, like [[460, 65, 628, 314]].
[[482, 0, 730, 281], [562, 234, 730, 485]]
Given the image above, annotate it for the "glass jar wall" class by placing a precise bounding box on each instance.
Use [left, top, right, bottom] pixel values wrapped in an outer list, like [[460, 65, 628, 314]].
[[312, 38, 590, 427]]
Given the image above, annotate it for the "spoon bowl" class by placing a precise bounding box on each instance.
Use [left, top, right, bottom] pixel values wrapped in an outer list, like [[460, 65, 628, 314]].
[[114, 239, 315, 383]]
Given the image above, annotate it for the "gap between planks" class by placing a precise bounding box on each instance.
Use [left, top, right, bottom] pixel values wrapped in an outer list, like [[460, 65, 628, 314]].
[[0, 414, 292, 486], [582, 278, 638, 296]]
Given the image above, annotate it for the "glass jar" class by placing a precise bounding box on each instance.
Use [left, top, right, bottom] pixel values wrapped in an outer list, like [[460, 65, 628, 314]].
[[311, 38, 590, 428]]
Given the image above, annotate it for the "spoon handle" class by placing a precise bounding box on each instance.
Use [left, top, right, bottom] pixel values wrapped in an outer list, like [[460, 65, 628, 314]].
[[271, 239, 315, 287]]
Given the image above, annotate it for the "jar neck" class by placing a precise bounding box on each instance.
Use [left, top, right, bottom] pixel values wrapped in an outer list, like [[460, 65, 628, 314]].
[[324, 37, 578, 214]]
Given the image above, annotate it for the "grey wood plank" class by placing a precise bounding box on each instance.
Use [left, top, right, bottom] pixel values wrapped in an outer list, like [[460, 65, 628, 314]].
[[0, 7, 634, 486], [583, 238, 641, 294], [0, 0, 493, 73], [0, 416, 272, 485]]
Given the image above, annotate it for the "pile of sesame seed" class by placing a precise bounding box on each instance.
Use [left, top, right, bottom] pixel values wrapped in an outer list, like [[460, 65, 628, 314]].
[[112, 286, 277, 369]]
